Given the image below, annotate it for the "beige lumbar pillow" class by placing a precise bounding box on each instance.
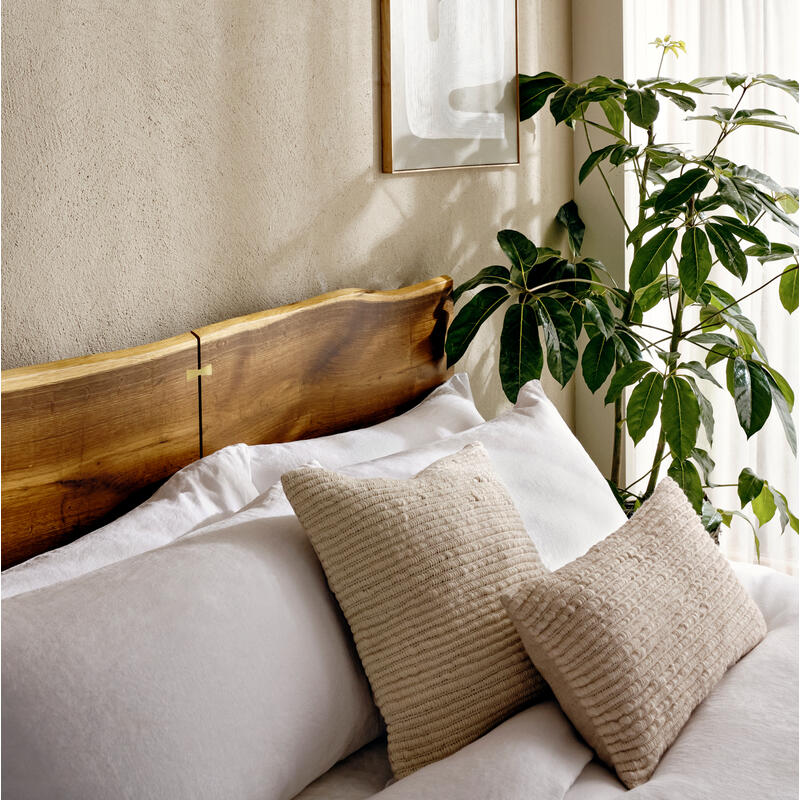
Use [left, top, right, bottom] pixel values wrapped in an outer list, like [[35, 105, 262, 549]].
[[503, 478, 767, 789], [281, 442, 548, 778]]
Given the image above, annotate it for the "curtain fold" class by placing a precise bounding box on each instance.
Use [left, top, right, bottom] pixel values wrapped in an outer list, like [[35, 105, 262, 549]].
[[623, 0, 799, 573]]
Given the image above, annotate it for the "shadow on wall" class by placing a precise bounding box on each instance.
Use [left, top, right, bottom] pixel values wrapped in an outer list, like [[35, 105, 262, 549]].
[[1, 0, 571, 419]]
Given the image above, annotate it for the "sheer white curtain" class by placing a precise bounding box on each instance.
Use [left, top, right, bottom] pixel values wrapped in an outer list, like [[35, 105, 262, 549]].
[[623, 0, 799, 573]]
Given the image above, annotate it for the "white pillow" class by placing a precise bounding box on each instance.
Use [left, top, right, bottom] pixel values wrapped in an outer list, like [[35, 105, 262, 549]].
[[318, 380, 626, 570], [2, 373, 482, 598], [1, 490, 384, 800]]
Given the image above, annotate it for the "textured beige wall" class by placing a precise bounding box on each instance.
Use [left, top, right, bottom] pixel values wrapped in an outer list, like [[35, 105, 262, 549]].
[[1, 0, 574, 422]]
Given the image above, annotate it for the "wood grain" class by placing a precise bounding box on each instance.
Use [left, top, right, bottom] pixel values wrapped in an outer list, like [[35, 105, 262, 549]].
[[194, 276, 453, 455], [1, 278, 453, 568], [1, 335, 200, 568], [380, 0, 393, 173]]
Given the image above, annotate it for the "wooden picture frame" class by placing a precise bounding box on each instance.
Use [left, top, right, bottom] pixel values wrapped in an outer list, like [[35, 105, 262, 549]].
[[381, 0, 520, 174]]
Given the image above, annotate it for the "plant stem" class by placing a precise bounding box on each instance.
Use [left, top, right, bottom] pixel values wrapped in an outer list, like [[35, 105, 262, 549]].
[[644, 291, 685, 497]]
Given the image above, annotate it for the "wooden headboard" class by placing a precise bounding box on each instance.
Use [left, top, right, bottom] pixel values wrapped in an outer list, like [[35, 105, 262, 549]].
[[1, 277, 453, 568]]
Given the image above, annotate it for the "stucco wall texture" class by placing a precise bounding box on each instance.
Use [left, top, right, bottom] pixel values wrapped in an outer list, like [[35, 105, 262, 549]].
[[1, 0, 574, 422]]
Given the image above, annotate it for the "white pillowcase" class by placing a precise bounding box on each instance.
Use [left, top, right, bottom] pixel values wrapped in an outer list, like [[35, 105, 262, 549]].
[[2, 490, 384, 800], [300, 380, 627, 570], [2, 373, 482, 598]]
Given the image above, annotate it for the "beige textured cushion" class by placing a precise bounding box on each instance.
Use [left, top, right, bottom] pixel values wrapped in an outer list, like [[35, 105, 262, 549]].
[[281, 443, 548, 778], [503, 478, 767, 789]]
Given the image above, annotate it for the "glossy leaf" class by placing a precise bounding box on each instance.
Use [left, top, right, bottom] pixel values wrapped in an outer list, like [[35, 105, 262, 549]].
[[710, 216, 770, 248], [536, 297, 578, 387], [685, 375, 715, 443], [668, 458, 703, 513], [738, 468, 765, 507], [604, 360, 653, 405], [680, 360, 722, 388], [779, 266, 799, 313], [752, 74, 799, 101], [600, 97, 624, 132], [765, 371, 797, 455], [662, 375, 700, 460], [519, 72, 566, 121], [678, 227, 712, 299], [773, 489, 800, 533], [626, 213, 678, 246], [550, 84, 588, 124], [579, 145, 617, 184], [582, 334, 616, 393], [624, 89, 659, 128], [498, 301, 543, 402], [446, 286, 508, 367], [764, 364, 795, 410], [627, 373, 664, 444], [691, 447, 716, 484], [629, 228, 678, 290], [497, 230, 537, 287], [452, 266, 512, 304], [717, 176, 750, 218], [583, 296, 615, 339], [654, 168, 712, 213], [729, 356, 772, 437], [705, 223, 748, 281], [556, 201, 585, 256]]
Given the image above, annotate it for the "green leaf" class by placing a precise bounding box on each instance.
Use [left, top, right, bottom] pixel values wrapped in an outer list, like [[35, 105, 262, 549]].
[[764, 371, 797, 456], [680, 360, 721, 388], [751, 187, 799, 234], [608, 144, 639, 166], [555, 201, 585, 257], [764, 364, 794, 410], [613, 331, 642, 364], [725, 73, 748, 90], [550, 84, 588, 124], [578, 145, 617, 184], [752, 74, 799, 101], [779, 266, 799, 313], [668, 458, 703, 513], [717, 176, 750, 218], [497, 230, 538, 287], [678, 227, 712, 300], [519, 72, 566, 121], [604, 360, 653, 405], [772, 489, 800, 533], [626, 213, 678, 246], [627, 372, 664, 444], [710, 216, 770, 248], [445, 286, 508, 367], [684, 375, 715, 443], [582, 334, 616, 393], [662, 375, 700, 460], [583, 296, 615, 339], [730, 356, 772, 437], [701, 500, 723, 535], [600, 97, 624, 132], [705, 223, 748, 281], [498, 301, 543, 402], [691, 447, 716, 484], [752, 484, 777, 527], [738, 468, 765, 507], [452, 266, 512, 304], [735, 118, 799, 134], [629, 228, 678, 290], [654, 168, 712, 213], [659, 89, 697, 112], [624, 89, 659, 128], [536, 297, 578, 387]]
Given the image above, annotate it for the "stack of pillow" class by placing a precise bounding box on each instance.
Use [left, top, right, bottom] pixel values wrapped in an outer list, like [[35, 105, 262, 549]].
[[1, 375, 767, 799]]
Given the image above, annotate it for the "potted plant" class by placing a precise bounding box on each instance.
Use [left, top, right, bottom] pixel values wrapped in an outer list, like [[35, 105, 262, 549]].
[[446, 38, 798, 550]]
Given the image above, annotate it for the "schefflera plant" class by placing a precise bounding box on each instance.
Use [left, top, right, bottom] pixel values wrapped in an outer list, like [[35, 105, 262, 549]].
[[446, 42, 799, 550]]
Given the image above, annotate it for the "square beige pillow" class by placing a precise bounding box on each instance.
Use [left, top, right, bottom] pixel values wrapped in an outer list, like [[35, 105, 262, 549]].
[[282, 442, 549, 778], [503, 478, 767, 789]]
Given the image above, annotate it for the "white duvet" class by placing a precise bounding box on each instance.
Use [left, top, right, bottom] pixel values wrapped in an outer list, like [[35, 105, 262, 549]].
[[295, 563, 798, 800]]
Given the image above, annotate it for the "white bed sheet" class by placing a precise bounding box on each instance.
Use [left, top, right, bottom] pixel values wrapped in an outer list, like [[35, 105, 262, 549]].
[[292, 563, 798, 800]]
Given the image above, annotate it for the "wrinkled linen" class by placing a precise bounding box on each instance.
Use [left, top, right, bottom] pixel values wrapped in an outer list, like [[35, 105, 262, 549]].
[[291, 563, 797, 800]]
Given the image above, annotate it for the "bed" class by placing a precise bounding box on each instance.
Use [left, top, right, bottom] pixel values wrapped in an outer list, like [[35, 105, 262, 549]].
[[2, 277, 797, 800]]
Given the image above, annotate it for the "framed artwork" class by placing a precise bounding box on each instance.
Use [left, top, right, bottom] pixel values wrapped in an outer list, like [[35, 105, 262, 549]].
[[381, 0, 519, 174]]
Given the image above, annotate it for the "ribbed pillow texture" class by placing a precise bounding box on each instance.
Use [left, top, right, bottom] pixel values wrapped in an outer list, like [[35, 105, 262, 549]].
[[282, 442, 549, 778], [503, 478, 767, 788]]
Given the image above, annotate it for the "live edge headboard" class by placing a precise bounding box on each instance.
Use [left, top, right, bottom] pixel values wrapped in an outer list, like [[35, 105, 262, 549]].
[[1, 277, 453, 568]]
